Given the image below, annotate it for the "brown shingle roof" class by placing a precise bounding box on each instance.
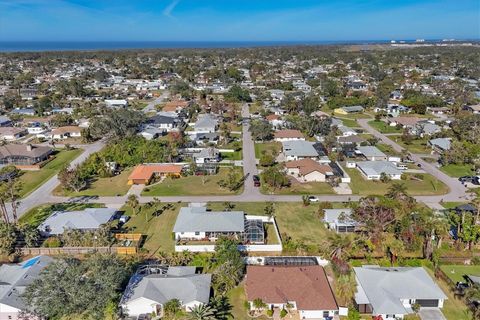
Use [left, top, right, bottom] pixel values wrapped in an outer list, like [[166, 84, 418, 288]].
[[0, 144, 52, 158], [285, 158, 332, 176], [274, 129, 304, 139], [163, 100, 189, 112], [245, 265, 338, 310], [52, 126, 82, 135]]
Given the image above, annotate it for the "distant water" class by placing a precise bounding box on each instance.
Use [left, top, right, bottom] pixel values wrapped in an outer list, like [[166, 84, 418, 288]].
[[0, 40, 416, 52]]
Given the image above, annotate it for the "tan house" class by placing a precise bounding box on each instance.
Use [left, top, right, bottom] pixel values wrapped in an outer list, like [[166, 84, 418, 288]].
[[52, 126, 82, 140], [0, 127, 27, 141], [274, 129, 305, 142], [285, 158, 333, 182]]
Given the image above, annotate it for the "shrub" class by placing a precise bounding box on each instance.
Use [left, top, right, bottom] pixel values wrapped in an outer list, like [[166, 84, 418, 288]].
[[43, 237, 61, 248], [266, 309, 274, 317], [471, 256, 480, 265], [280, 309, 288, 318]]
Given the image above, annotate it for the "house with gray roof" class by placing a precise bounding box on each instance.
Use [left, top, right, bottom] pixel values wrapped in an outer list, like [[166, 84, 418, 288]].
[[428, 138, 451, 153], [323, 208, 358, 233], [120, 266, 211, 318], [194, 114, 218, 133], [354, 266, 447, 319], [356, 161, 402, 180], [355, 146, 387, 161], [282, 140, 319, 161], [0, 256, 53, 319], [38, 207, 117, 236]]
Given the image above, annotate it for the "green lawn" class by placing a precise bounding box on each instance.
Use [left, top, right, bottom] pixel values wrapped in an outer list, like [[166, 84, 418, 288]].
[[142, 167, 244, 196], [441, 202, 467, 210], [376, 143, 402, 157], [18, 148, 83, 198], [440, 164, 475, 178], [260, 180, 335, 195], [337, 117, 359, 128], [440, 265, 480, 283], [395, 138, 431, 154], [368, 120, 402, 133], [347, 169, 449, 196], [19, 203, 104, 228], [122, 202, 186, 254], [254, 141, 281, 158], [53, 168, 133, 197], [221, 151, 242, 161]]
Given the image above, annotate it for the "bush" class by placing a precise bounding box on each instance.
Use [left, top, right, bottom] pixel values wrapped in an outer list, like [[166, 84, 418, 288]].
[[280, 309, 287, 318], [43, 237, 61, 248], [471, 256, 480, 265], [266, 309, 274, 317]]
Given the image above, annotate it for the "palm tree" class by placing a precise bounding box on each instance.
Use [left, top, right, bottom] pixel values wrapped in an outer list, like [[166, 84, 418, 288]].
[[209, 296, 233, 320], [127, 194, 140, 215], [188, 304, 216, 320], [163, 299, 181, 318], [327, 233, 353, 260], [335, 274, 356, 305]]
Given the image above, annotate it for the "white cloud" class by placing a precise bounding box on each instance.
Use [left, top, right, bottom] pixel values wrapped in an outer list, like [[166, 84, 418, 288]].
[[163, 0, 180, 18]]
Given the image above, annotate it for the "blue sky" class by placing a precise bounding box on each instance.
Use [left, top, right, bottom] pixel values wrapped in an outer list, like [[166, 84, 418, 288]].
[[0, 0, 478, 41]]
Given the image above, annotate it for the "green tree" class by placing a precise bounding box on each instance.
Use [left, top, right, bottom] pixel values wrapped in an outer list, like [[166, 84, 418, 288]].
[[58, 164, 87, 193], [163, 299, 182, 318], [127, 194, 140, 215], [188, 304, 216, 320], [0, 222, 16, 255], [249, 120, 273, 141]]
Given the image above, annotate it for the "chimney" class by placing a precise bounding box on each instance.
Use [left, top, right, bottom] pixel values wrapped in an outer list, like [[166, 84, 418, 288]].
[[26, 144, 32, 152]]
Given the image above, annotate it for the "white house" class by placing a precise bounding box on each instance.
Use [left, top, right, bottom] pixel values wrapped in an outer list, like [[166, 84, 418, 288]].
[[105, 99, 128, 108], [354, 266, 447, 319], [282, 140, 319, 161], [356, 161, 402, 180], [120, 266, 211, 318], [355, 146, 388, 161], [323, 208, 358, 233]]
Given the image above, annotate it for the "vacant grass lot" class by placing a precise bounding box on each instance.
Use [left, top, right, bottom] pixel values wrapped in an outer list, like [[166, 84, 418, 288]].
[[440, 164, 475, 178], [260, 180, 335, 195], [19, 202, 105, 228], [440, 265, 480, 283], [376, 143, 402, 157], [142, 167, 243, 196], [395, 138, 431, 154], [368, 120, 402, 133], [337, 117, 359, 128], [18, 148, 83, 198], [53, 168, 133, 197], [347, 169, 449, 196], [254, 141, 281, 158]]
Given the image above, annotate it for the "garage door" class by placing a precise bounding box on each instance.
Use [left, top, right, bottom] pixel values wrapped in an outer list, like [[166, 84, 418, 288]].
[[416, 300, 439, 307]]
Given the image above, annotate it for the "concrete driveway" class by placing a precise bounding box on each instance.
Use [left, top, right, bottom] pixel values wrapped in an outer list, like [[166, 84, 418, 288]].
[[419, 308, 447, 320]]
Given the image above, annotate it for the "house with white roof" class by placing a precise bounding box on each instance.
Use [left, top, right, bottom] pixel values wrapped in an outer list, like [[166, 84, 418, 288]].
[[355, 146, 387, 161], [38, 207, 117, 236], [105, 99, 128, 108], [194, 114, 218, 133], [428, 138, 451, 154], [354, 266, 447, 319], [281, 140, 319, 161], [356, 161, 402, 180], [0, 256, 53, 320], [120, 265, 211, 318], [323, 208, 358, 233]]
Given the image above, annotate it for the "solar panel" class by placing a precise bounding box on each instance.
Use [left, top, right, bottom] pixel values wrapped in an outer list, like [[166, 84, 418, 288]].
[[264, 256, 318, 266]]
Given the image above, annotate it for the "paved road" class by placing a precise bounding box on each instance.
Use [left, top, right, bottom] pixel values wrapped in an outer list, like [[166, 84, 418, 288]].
[[357, 118, 469, 203], [143, 90, 169, 113], [240, 104, 261, 199], [15, 140, 106, 217]]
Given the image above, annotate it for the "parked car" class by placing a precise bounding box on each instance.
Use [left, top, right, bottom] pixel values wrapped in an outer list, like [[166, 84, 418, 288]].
[[253, 175, 260, 187], [308, 196, 319, 202], [459, 176, 480, 185]]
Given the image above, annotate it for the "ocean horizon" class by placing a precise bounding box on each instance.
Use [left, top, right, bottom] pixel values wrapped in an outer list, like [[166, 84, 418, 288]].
[[0, 39, 462, 52]]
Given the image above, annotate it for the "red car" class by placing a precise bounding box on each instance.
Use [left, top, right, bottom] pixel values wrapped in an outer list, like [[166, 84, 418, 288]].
[[253, 175, 260, 187]]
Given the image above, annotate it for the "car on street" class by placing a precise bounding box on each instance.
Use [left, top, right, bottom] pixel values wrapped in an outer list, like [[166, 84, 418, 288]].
[[308, 196, 319, 202], [253, 175, 261, 187]]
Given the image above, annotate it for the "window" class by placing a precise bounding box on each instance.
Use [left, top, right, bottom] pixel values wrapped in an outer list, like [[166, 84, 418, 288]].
[[195, 232, 200, 236], [323, 311, 329, 317]]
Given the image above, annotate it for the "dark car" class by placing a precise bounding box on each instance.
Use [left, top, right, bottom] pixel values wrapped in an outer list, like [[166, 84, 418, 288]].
[[459, 176, 480, 185], [253, 175, 260, 187]]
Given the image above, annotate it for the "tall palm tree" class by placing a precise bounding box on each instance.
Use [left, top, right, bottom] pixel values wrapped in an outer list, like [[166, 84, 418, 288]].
[[127, 194, 140, 215], [209, 296, 233, 320], [188, 304, 216, 320], [335, 274, 356, 305]]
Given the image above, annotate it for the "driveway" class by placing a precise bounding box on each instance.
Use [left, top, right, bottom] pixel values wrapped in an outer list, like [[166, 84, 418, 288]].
[[419, 308, 447, 320], [143, 90, 169, 113]]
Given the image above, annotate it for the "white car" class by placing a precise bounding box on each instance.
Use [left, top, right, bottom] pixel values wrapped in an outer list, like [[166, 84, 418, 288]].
[[308, 196, 319, 202]]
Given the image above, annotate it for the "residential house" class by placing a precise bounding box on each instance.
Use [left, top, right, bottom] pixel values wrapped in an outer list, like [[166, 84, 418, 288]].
[[354, 266, 447, 319], [348, 80, 368, 91], [390, 90, 403, 101], [139, 125, 164, 140], [463, 104, 480, 114], [282, 140, 319, 161], [334, 105, 364, 115], [245, 265, 338, 319], [128, 164, 183, 185], [191, 132, 220, 146], [38, 207, 118, 236], [0, 256, 54, 320], [337, 125, 358, 137], [120, 266, 211, 318], [337, 135, 365, 145], [0, 116, 11, 127], [163, 100, 189, 113], [0, 144, 52, 167], [428, 138, 451, 153], [285, 158, 333, 182], [428, 106, 450, 115], [323, 209, 358, 233], [194, 114, 218, 133], [105, 99, 128, 108], [268, 89, 285, 101], [273, 129, 305, 142], [355, 146, 388, 161], [193, 147, 221, 165], [412, 122, 441, 137], [147, 114, 181, 132], [374, 104, 410, 117], [388, 117, 421, 128], [52, 126, 82, 140], [356, 161, 402, 180], [10, 108, 35, 116], [265, 114, 284, 129], [0, 127, 27, 141]]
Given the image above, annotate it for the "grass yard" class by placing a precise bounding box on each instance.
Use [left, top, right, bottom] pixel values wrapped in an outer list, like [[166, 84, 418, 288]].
[[441, 202, 467, 210], [142, 167, 244, 196], [260, 180, 335, 195], [221, 151, 242, 161], [254, 141, 281, 158], [440, 164, 475, 178], [18, 148, 83, 198], [207, 202, 335, 250], [395, 138, 431, 154], [440, 265, 480, 283], [53, 168, 133, 197], [347, 169, 449, 196], [368, 120, 402, 133], [19, 202, 104, 228], [376, 143, 402, 157], [122, 202, 186, 254], [337, 117, 359, 128]]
